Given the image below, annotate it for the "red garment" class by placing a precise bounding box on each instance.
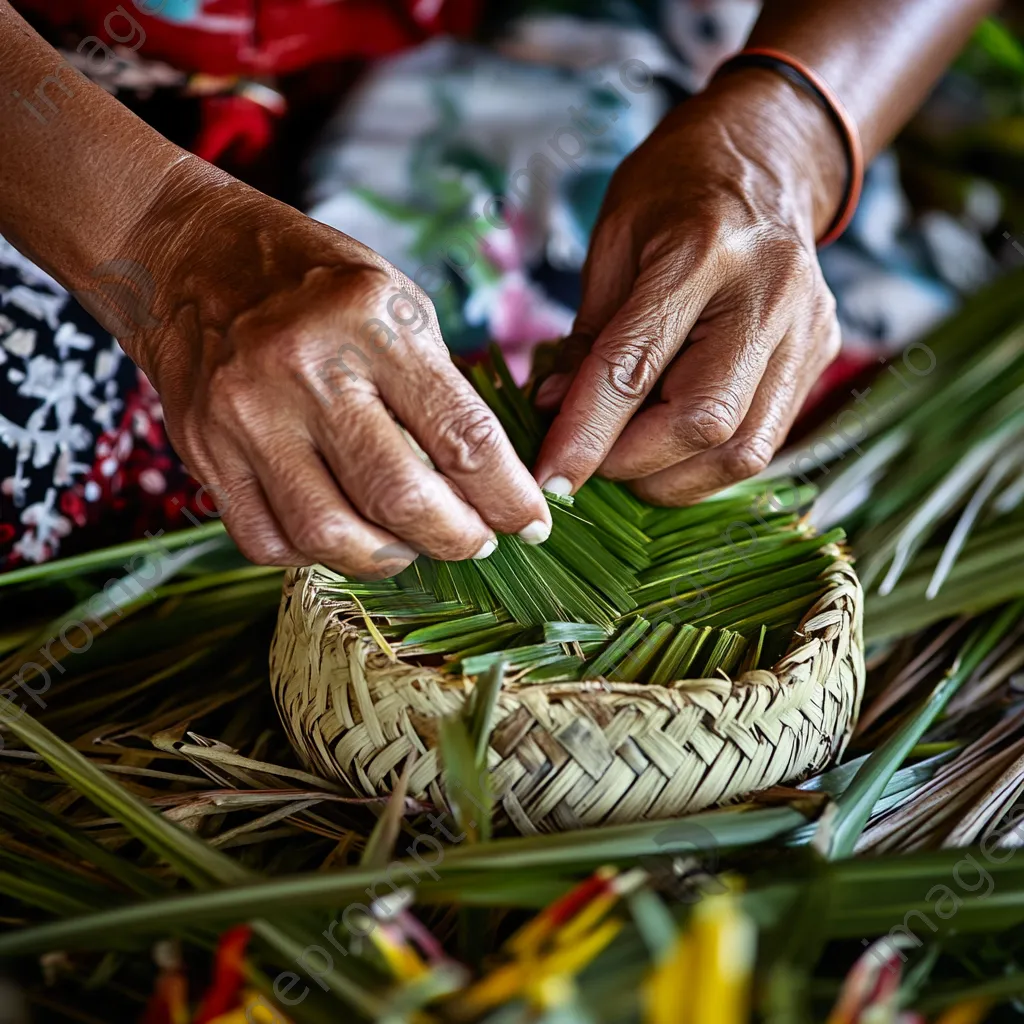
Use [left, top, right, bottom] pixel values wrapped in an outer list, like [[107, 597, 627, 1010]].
[[14, 0, 480, 76], [192, 93, 278, 163]]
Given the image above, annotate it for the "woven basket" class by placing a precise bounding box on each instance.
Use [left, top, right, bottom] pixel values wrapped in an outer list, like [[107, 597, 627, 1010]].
[[269, 550, 865, 834]]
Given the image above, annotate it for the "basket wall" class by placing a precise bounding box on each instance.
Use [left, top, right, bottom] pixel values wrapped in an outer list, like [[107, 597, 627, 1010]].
[[269, 556, 865, 834]]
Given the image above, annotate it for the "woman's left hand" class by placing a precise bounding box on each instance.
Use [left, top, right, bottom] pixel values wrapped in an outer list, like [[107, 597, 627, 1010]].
[[532, 68, 848, 505]]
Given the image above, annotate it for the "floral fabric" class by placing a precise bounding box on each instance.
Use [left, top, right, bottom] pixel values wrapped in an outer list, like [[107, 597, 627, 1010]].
[[0, 242, 198, 566]]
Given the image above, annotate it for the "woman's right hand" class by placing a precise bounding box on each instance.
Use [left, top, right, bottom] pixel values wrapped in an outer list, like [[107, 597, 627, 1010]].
[[114, 164, 551, 578]]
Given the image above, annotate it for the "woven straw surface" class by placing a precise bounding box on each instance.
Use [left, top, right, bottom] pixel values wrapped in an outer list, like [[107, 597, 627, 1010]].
[[270, 553, 865, 834]]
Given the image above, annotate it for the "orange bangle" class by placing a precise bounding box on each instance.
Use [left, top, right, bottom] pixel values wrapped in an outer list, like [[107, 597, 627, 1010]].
[[714, 47, 864, 248]]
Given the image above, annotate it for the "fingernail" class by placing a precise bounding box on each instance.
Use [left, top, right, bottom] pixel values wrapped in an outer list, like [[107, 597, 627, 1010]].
[[519, 519, 551, 545], [372, 543, 419, 564], [473, 538, 498, 560], [541, 475, 573, 497]]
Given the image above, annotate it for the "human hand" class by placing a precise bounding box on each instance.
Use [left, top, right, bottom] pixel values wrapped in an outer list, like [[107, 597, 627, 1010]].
[[121, 169, 551, 577], [532, 69, 847, 505]]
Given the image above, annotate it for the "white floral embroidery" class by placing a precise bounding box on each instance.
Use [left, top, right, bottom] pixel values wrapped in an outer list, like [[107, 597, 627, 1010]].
[[3, 328, 36, 358], [12, 488, 71, 565], [54, 322, 95, 359], [0, 240, 128, 562], [1, 285, 66, 330]]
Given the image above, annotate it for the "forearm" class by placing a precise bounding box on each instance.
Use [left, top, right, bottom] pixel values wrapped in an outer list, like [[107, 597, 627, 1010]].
[[748, 0, 999, 159], [0, 1, 199, 295], [679, 0, 1000, 242]]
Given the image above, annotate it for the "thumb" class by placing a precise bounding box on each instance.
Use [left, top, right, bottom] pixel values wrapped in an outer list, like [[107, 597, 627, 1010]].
[[533, 216, 639, 410]]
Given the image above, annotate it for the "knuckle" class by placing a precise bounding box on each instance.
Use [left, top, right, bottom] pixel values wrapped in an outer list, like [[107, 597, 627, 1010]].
[[228, 303, 307, 364], [779, 237, 817, 279], [641, 218, 712, 263], [817, 284, 838, 322], [720, 434, 775, 482], [822, 322, 842, 362], [341, 266, 394, 312], [677, 399, 740, 451], [363, 472, 431, 533], [207, 369, 255, 431], [704, 216, 735, 255], [277, 331, 317, 375], [340, 268, 444, 352], [755, 236, 816, 296], [591, 206, 633, 252], [433, 401, 504, 474], [593, 340, 659, 404], [638, 227, 681, 266], [401, 280, 433, 319], [291, 513, 356, 561]]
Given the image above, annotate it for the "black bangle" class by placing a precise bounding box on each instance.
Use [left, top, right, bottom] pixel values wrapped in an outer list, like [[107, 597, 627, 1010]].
[[713, 50, 864, 246]]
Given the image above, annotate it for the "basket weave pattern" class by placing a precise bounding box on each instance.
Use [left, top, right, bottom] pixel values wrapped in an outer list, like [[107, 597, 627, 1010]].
[[270, 555, 865, 834]]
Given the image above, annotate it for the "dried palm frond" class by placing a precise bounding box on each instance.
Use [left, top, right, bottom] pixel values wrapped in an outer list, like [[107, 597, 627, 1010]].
[[775, 270, 1024, 860]]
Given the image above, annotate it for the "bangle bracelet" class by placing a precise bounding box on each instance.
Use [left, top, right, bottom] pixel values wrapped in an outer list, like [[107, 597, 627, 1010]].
[[714, 48, 864, 248]]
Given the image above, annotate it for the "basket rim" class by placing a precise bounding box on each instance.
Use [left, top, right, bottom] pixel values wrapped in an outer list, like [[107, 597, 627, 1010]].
[[284, 540, 861, 704]]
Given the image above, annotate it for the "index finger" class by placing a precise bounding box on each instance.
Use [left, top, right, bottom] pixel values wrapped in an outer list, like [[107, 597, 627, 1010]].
[[369, 297, 553, 545], [532, 253, 716, 495]]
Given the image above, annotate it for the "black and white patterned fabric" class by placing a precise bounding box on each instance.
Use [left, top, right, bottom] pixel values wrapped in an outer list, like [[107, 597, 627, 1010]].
[[0, 238, 139, 564]]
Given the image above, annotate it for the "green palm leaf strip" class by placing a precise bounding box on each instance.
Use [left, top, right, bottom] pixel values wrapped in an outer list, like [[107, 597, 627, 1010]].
[[316, 349, 843, 687], [0, 806, 806, 954]]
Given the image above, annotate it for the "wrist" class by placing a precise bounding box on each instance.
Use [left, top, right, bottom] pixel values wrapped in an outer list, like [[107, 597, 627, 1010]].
[[699, 68, 849, 242], [112, 159, 259, 371], [115, 159, 374, 384]]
